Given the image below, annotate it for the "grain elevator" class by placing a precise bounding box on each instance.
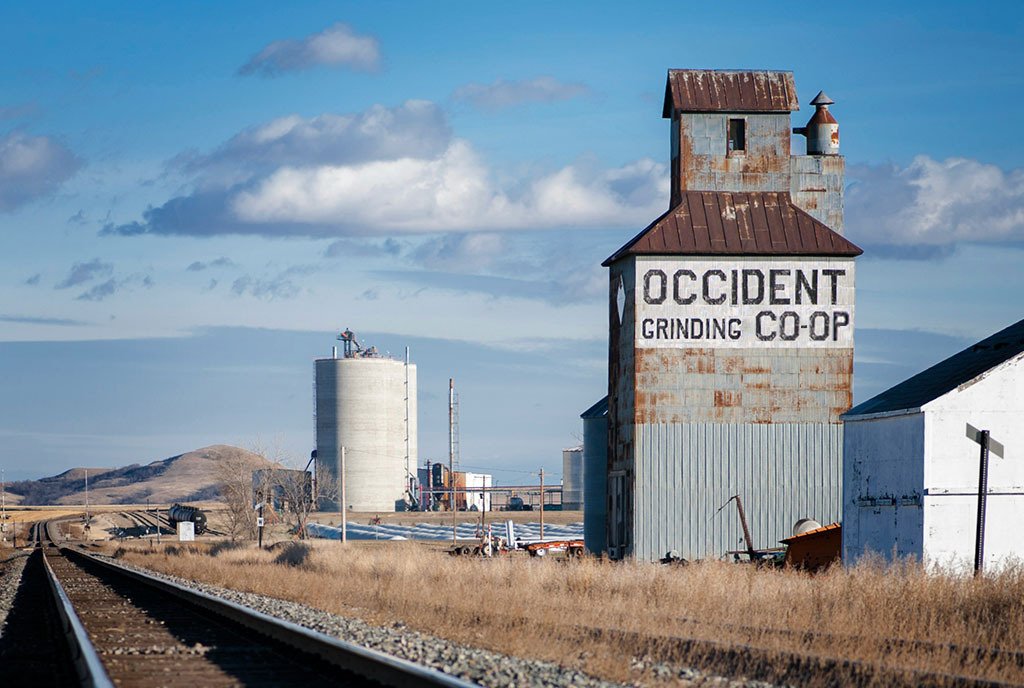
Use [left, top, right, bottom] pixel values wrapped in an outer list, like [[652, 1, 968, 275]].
[[315, 330, 418, 512], [604, 70, 862, 560]]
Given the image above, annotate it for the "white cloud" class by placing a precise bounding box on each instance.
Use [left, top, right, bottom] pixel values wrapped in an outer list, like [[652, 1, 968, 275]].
[[238, 23, 380, 77], [847, 156, 1024, 254], [0, 131, 81, 211], [108, 99, 668, 238], [179, 101, 450, 180], [230, 141, 668, 232], [453, 76, 590, 110]]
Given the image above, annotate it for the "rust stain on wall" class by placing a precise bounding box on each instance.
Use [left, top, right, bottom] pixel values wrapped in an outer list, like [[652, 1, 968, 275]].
[[633, 347, 852, 425]]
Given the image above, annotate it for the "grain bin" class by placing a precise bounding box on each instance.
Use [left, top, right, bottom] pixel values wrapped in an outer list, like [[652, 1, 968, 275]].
[[315, 332, 417, 512], [561, 447, 583, 510]]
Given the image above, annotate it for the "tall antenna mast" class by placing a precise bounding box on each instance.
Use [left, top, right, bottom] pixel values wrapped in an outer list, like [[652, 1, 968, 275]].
[[449, 378, 456, 543], [405, 346, 411, 502]]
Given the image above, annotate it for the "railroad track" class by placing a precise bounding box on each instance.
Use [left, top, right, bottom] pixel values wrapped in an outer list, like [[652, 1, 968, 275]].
[[128, 508, 228, 537], [14, 521, 477, 687]]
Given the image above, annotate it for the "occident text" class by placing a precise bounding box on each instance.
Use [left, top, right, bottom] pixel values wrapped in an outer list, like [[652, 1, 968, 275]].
[[633, 259, 855, 349]]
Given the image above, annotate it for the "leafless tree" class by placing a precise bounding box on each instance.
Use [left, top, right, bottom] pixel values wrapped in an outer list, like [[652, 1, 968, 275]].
[[242, 444, 335, 540], [215, 442, 282, 540]]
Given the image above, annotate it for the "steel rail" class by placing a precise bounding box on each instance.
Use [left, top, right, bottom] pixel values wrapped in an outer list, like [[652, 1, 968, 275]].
[[40, 550, 115, 688], [59, 546, 478, 688]]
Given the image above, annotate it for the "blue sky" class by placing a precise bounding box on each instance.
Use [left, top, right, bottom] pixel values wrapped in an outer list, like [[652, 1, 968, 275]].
[[1, 2, 1022, 481]]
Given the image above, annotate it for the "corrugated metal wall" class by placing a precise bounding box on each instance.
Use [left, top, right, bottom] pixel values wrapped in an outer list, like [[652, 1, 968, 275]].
[[676, 113, 791, 195], [634, 422, 842, 561], [791, 155, 845, 233], [583, 413, 608, 553]]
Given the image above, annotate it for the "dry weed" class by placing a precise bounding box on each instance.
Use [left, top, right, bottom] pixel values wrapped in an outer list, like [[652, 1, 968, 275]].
[[109, 542, 1024, 686]]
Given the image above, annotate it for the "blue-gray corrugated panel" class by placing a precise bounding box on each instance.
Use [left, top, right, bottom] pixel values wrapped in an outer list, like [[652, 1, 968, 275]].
[[582, 415, 609, 554], [633, 422, 842, 561]]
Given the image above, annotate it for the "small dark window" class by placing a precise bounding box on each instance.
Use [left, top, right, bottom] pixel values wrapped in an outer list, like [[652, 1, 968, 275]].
[[728, 118, 746, 152]]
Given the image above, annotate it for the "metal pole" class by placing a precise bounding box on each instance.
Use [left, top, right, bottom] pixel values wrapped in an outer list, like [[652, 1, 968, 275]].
[[450, 378, 456, 545], [341, 446, 347, 544], [405, 347, 411, 504], [974, 430, 991, 577], [539, 468, 545, 540], [258, 504, 264, 549], [84, 468, 89, 541]]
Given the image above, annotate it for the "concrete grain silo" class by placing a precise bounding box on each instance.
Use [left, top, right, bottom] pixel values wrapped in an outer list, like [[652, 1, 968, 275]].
[[315, 331, 417, 512], [603, 70, 862, 560]]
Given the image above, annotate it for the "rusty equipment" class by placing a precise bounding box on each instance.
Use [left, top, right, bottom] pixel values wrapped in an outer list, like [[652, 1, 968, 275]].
[[525, 539, 584, 558], [780, 522, 841, 572], [713, 494, 757, 561]]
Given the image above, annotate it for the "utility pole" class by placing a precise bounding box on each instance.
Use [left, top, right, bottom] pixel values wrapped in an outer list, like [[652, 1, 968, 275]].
[[539, 467, 545, 540], [450, 378, 456, 545], [339, 446, 347, 543], [1, 468, 6, 544], [84, 468, 90, 541]]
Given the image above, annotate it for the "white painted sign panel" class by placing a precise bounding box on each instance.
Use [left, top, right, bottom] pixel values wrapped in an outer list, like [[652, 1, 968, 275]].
[[635, 257, 855, 348], [177, 521, 195, 542]]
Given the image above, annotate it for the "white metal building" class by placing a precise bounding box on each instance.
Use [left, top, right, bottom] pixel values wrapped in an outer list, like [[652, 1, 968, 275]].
[[843, 318, 1024, 571], [464, 472, 493, 512], [315, 340, 417, 512]]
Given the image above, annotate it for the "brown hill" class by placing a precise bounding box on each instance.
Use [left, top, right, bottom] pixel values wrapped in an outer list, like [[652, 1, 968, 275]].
[[7, 445, 274, 506]]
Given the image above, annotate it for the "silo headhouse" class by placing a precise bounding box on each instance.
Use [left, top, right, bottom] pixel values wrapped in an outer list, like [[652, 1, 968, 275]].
[[603, 70, 863, 561]]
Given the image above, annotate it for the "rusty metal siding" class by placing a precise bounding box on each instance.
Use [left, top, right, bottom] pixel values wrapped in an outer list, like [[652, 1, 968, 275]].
[[608, 259, 636, 475], [635, 347, 854, 425], [608, 259, 637, 555], [663, 70, 799, 115], [677, 113, 791, 194], [791, 155, 845, 234], [633, 422, 843, 561]]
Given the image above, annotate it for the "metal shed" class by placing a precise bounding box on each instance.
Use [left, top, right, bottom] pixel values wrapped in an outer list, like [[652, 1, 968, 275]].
[[843, 318, 1024, 571]]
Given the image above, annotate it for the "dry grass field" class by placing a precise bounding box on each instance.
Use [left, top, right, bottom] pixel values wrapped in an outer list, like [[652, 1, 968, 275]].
[[106, 540, 1024, 686]]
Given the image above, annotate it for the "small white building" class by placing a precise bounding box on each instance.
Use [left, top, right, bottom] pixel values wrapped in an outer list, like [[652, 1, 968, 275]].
[[463, 472, 492, 512], [842, 318, 1024, 571]]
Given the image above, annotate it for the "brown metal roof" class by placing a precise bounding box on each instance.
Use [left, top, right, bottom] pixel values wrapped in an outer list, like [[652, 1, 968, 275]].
[[663, 70, 799, 116], [602, 191, 862, 265]]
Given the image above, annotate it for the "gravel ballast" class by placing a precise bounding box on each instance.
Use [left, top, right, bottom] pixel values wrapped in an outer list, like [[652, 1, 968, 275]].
[[0, 551, 30, 636], [97, 552, 779, 687]]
